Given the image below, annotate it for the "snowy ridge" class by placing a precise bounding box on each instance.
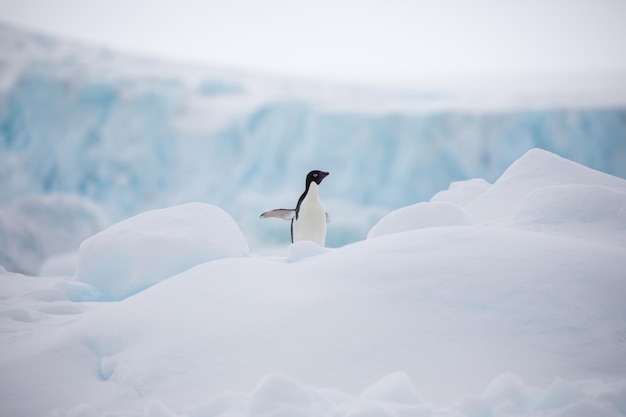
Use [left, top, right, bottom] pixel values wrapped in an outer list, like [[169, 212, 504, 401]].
[[465, 148, 626, 224], [2, 23, 626, 266], [1, 149, 626, 416]]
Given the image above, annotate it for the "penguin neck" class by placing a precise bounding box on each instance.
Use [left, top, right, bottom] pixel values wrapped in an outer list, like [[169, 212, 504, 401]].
[[297, 181, 320, 217], [305, 182, 320, 200]]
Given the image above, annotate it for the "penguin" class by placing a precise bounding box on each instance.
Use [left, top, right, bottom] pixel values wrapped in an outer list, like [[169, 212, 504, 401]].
[[260, 170, 330, 246]]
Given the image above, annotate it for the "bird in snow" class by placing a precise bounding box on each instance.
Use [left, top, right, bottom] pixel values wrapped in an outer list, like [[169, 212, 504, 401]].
[[260, 170, 330, 246]]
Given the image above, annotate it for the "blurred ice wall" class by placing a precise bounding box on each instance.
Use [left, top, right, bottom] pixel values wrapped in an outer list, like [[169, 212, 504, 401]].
[[1, 23, 626, 255]]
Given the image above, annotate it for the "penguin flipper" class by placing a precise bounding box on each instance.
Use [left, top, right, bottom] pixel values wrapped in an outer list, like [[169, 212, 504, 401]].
[[325, 212, 331, 224], [260, 209, 296, 221]]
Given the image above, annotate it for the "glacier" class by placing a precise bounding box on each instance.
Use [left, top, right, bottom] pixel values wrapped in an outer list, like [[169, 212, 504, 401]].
[[1, 23, 626, 273]]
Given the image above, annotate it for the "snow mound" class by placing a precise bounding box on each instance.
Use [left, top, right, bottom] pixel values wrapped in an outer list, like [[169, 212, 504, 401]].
[[517, 184, 626, 226], [367, 201, 471, 239], [466, 148, 626, 223], [0, 194, 109, 275], [76, 203, 249, 300], [461, 373, 626, 417], [287, 241, 330, 262], [431, 178, 492, 207], [3, 148, 626, 416], [245, 374, 316, 416], [359, 372, 425, 405], [104, 372, 626, 417]]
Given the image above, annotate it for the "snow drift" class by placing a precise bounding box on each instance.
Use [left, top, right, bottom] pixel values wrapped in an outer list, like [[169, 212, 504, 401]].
[[367, 201, 472, 238], [76, 203, 249, 300], [1, 149, 625, 417]]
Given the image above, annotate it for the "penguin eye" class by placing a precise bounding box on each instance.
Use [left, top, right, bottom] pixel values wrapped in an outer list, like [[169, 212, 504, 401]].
[[313, 173, 318, 177]]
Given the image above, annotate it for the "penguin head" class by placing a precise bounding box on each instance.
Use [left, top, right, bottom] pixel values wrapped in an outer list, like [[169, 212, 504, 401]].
[[306, 170, 329, 186]]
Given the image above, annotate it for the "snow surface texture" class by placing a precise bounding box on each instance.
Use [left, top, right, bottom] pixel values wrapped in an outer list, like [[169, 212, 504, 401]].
[[367, 201, 472, 238], [1, 149, 626, 417], [76, 203, 249, 300], [2, 23, 626, 272]]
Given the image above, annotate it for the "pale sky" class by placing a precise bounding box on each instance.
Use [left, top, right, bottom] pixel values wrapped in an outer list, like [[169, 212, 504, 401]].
[[1, 0, 626, 84]]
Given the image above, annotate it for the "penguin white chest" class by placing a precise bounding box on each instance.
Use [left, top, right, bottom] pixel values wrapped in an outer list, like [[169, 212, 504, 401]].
[[292, 183, 327, 246]]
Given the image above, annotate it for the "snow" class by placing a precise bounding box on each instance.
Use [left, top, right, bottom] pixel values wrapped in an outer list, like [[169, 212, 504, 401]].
[[38, 251, 79, 277], [1, 23, 626, 417], [287, 241, 331, 262], [431, 178, 491, 206], [0, 194, 109, 275], [517, 184, 626, 226], [367, 201, 472, 238], [2, 22, 626, 272], [1, 148, 626, 417], [76, 203, 249, 300], [465, 147, 626, 224]]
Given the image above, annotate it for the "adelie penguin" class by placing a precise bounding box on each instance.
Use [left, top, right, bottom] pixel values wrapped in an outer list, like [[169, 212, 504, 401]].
[[260, 170, 330, 246]]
